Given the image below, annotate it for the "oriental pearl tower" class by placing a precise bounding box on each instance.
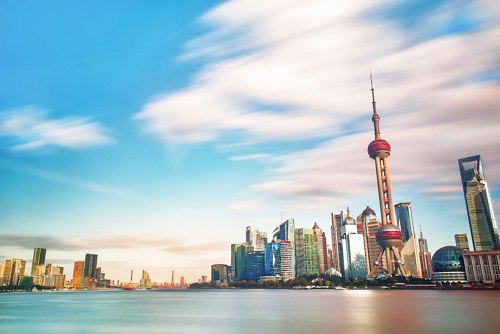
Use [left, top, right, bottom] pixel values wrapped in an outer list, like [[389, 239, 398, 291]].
[[367, 74, 409, 278]]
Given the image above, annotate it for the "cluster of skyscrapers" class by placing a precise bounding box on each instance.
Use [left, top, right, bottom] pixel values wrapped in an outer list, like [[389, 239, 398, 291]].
[[0, 249, 112, 290]]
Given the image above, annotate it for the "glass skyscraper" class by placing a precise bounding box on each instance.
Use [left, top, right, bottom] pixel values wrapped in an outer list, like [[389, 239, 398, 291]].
[[83, 254, 98, 279], [31, 248, 46, 276], [458, 155, 499, 251]]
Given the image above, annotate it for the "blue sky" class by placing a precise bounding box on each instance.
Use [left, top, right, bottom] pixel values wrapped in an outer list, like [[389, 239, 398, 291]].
[[1, 0, 499, 283]]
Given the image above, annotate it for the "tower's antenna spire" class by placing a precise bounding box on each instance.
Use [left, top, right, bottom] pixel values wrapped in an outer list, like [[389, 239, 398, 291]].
[[370, 71, 381, 139]]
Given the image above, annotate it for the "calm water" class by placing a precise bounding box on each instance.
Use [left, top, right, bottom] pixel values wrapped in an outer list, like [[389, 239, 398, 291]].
[[1, 289, 499, 333]]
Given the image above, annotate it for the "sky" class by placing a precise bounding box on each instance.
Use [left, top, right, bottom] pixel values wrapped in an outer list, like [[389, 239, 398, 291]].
[[1, 0, 499, 283]]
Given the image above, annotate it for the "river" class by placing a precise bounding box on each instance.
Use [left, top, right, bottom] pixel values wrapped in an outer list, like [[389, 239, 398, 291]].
[[1, 289, 499, 333]]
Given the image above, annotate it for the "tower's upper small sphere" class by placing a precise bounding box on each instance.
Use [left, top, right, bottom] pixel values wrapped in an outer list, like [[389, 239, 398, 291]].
[[376, 223, 403, 248], [368, 138, 391, 159]]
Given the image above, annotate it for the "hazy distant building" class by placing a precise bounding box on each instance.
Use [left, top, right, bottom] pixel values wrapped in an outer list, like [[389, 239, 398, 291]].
[[455, 233, 470, 251], [84, 254, 98, 279], [462, 250, 500, 283], [418, 227, 433, 279], [339, 212, 366, 281], [72, 261, 84, 288], [1, 259, 26, 286], [395, 202, 423, 277], [312, 223, 329, 274], [211, 264, 229, 284], [295, 228, 320, 276], [458, 155, 500, 251], [31, 248, 46, 276], [140, 270, 152, 287], [356, 206, 383, 275]]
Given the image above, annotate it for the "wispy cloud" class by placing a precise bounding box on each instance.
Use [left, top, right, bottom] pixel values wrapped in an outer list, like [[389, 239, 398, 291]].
[[0, 160, 139, 199], [227, 199, 264, 211], [230, 153, 270, 161], [0, 234, 227, 255], [133, 0, 500, 209], [0, 106, 113, 152]]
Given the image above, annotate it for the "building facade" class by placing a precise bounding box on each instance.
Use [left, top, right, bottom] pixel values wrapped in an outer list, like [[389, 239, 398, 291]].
[[246, 251, 265, 281], [72, 261, 84, 288], [295, 228, 320, 276], [418, 228, 433, 279], [339, 214, 366, 281], [280, 240, 295, 281], [83, 254, 98, 279], [455, 233, 470, 251], [395, 202, 422, 278], [1, 258, 26, 286], [463, 250, 500, 284], [312, 223, 329, 274], [31, 248, 46, 276], [357, 206, 383, 275], [211, 264, 229, 284], [331, 210, 348, 273], [458, 155, 500, 251]]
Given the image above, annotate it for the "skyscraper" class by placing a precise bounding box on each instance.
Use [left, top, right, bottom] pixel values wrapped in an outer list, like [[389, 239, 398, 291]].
[[367, 75, 408, 278], [211, 264, 229, 284], [279, 219, 295, 244], [395, 202, 423, 277], [295, 228, 320, 276], [331, 210, 348, 273], [280, 240, 295, 281], [230, 243, 251, 281], [339, 212, 366, 281], [418, 227, 433, 279], [455, 233, 470, 251], [31, 248, 46, 276], [265, 241, 282, 276], [312, 222, 328, 274], [246, 251, 265, 281], [83, 254, 98, 279], [1, 259, 26, 286], [357, 206, 383, 275], [458, 155, 499, 251], [72, 261, 84, 288], [246, 226, 268, 251]]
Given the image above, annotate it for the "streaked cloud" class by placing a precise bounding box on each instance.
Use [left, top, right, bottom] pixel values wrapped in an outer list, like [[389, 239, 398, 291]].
[[0, 160, 139, 199], [0, 106, 113, 152], [230, 153, 270, 161], [227, 199, 264, 211], [134, 0, 500, 210]]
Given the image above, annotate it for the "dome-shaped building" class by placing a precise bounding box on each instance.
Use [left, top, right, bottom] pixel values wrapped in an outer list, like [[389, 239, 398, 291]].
[[430, 246, 467, 283]]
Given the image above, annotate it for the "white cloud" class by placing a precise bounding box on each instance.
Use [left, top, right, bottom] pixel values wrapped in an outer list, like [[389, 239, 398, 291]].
[[230, 153, 270, 161], [134, 0, 500, 208], [0, 106, 113, 151]]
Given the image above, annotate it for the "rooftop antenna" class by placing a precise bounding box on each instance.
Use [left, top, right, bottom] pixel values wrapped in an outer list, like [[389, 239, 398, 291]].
[[370, 70, 381, 139]]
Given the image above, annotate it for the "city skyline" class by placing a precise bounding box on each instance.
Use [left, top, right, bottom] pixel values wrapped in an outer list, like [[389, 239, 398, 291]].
[[1, 0, 500, 282]]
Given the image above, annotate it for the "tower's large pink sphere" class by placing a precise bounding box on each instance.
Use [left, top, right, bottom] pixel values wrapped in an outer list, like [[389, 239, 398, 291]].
[[376, 224, 403, 248], [368, 138, 391, 159]]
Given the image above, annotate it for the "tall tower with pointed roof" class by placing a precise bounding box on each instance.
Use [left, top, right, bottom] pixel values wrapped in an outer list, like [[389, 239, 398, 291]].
[[367, 74, 408, 278]]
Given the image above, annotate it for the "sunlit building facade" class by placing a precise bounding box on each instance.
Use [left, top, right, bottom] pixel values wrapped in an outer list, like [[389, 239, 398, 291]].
[[1, 258, 26, 286], [312, 223, 329, 274], [31, 248, 46, 276], [339, 213, 366, 281], [356, 206, 383, 275], [463, 250, 500, 283], [72, 261, 84, 288], [455, 233, 470, 251]]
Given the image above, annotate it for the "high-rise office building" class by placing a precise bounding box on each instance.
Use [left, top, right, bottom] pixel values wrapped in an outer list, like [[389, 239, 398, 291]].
[[246, 251, 265, 281], [395, 202, 423, 277], [211, 264, 229, 284], [265, 241, 282, 276], [458, 155, 499, 251], [1, 259, 26, 286], [280, 240, 295, 281], [246, 226, 268, 252], [418, 227, 433, 279], [455, 233, 470, 251], [331, 210, 348, 273], [31, 248, 46, 276], [357, 206, 383, 275], [83, 254, 98, 279], [140, 270, 151, 287], [295, 228, 320, 276], [312, 223, 329, 274], [367, 75, 408, 278], [339, 213, 366, 281], [72, 261, 84, 288], [230, 243, 251, 281], [279, 219, 295, 244]]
